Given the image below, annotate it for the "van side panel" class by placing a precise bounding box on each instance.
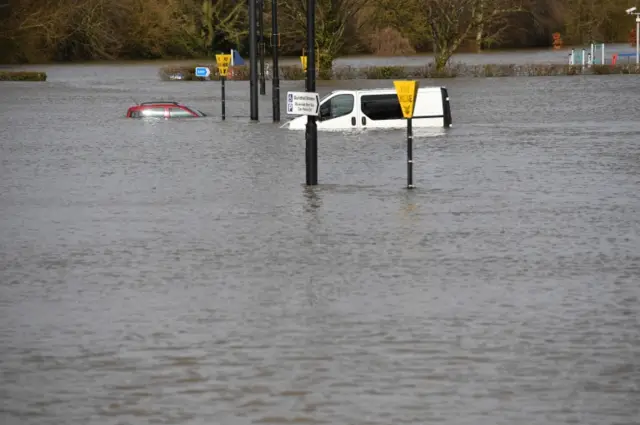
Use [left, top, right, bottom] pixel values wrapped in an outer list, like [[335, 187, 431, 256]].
[[413, 89, 443, 118], [358, 88, 445, 129]]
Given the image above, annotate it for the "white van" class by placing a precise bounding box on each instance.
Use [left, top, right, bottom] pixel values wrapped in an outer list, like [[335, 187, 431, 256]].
[[282, 86, 452, 131]]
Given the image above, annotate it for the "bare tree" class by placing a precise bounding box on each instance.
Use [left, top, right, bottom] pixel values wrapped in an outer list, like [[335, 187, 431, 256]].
[[279, 0, 367, 75], [474, 0, 531, 51], [561, 0, 630, 44], [200, 0, 247, 52], [423, 0, 527, 71]]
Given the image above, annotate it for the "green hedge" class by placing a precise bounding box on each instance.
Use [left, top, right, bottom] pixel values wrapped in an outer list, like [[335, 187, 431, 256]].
[[0, 71, 47, 81], [159, 63, 640, 81]]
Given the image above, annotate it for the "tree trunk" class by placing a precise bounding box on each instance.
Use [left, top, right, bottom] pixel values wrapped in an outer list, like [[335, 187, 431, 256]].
[[434, 50, 451, 73], [318, 50, 334, 79], [475, 23, 484, 52], [474, 1, 484, 52]]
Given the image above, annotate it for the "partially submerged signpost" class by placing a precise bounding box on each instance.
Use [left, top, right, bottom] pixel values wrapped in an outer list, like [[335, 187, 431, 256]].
[[216, 54, 232, 120], [287, 90, 320, 184], [393, 80, 419, 189], [271, 0, 281, 122], [305, 0, 318, 186], [194, 57, 230, 121]]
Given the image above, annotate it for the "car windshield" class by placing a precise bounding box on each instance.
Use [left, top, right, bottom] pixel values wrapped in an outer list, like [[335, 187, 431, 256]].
[[191, 108, 206, 117]]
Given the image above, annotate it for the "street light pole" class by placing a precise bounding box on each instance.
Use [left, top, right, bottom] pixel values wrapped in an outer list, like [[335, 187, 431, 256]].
[[626, 7, 640, 65], [636, 15, 639, 65]]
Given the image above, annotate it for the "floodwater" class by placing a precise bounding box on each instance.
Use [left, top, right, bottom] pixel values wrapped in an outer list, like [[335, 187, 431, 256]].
[[1, 62, 639, 425]]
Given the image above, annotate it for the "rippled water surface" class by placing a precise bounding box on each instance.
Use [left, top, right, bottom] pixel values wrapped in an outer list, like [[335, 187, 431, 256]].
[[1, 63, 640, 425]]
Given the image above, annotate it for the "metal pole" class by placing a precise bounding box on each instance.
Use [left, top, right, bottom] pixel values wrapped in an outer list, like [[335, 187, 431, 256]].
[[636, 16, 639, 65], [305, 0, 317, 185], [221, 77, 226, 120], [271, 0, 280, 122], [258, 0, 266, 95], [407, 118, 414, 189], [249, 0, 259, 120]]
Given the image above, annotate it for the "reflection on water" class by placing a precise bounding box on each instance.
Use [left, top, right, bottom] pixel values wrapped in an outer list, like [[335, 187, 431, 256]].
[[1, 62, 639, 425]]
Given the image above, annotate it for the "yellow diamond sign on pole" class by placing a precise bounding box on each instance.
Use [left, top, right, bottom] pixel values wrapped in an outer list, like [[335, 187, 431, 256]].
[[393, 80, 419, 119], [216, 54, 232, 78]]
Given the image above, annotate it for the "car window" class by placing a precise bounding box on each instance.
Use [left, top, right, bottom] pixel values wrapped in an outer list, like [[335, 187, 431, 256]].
[[320, 94, 354, 120], [169, 108, 195, 118], [360, 94, 404, 120], [141, 107, 166, 118]]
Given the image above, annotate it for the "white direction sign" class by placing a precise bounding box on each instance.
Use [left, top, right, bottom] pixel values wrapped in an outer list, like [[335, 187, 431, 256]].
[[195, 66, 210, 78], [286, 91, 320, 116]]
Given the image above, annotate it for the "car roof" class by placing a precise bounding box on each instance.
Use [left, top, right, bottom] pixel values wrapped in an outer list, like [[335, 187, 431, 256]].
[[128, 102, 192, 111], [138, 101, 182, 106]]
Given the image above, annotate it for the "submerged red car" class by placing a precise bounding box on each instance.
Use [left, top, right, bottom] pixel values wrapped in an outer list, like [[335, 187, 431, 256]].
[[126, 101, 206, 118]]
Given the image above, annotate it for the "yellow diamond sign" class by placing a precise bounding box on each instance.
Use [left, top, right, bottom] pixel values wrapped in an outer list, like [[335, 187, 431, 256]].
[[216, 54, 232, 77], [393, 80, 419, 119]]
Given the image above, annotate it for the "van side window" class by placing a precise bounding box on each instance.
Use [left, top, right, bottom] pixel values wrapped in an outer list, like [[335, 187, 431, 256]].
[[360, 94, 404, 120], [320, 94, 354, 120]]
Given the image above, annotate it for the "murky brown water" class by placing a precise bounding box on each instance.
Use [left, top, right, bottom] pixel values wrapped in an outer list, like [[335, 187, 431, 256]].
[[1, 61, 639, 425]]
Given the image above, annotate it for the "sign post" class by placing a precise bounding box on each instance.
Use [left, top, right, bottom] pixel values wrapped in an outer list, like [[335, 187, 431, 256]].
[[271, 0, 281, 122], [306, 0, 318, 186], [287, 91, 319, 185], [393, 80, 419, 189], [300, 53, 319, 74], [249, 0, 258, 121], [216, 54, 232, 120]]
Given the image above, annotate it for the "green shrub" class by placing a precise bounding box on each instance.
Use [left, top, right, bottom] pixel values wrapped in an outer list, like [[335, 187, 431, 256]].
[[363, 66, 407, 79], [332, 66, 359, 80], [0, 71, 47, 81], [158, 62, 640, 81], [280, 66, 306, 80]]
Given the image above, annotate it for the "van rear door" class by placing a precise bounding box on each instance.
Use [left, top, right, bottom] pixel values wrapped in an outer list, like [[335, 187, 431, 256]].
[[317, 91, 359, 130]]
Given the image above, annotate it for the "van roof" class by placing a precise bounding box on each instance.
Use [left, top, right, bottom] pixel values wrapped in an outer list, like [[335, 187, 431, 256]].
[[328, 86, 444, 94]]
